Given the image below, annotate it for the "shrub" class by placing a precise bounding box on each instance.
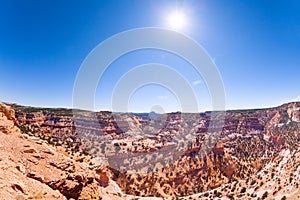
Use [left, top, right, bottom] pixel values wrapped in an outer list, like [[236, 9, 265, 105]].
[[241, 187, 246, 193], [251, 180, 256, 185], [227, 193, 234, 200], [262, 191, 268, 199], [271, 172, 275, 178]]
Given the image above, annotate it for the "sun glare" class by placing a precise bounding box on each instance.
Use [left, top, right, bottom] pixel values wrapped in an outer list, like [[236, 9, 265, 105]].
[[167, 11, 187, 31]]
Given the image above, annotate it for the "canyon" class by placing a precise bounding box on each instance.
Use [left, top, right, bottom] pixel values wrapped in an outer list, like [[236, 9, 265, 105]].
[[0, 101, 299, 199]]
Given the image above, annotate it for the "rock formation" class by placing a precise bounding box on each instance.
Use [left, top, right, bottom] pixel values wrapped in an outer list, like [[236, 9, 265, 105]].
[[0, 101, 299, 199], [0, 103, 126, 200]]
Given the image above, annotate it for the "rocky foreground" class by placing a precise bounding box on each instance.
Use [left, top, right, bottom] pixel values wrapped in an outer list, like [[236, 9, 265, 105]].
[[0, 103, 130, 200], [0, 102, 300, 199]]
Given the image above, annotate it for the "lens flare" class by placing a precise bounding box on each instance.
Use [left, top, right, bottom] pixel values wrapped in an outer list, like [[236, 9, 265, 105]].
[[167, 11, 186, 31]]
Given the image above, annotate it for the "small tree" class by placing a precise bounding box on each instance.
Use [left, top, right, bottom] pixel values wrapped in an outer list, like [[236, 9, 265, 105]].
[[262, 191, 268, 199], [241, 187, 246, 193], [281, 196, 287, 200]]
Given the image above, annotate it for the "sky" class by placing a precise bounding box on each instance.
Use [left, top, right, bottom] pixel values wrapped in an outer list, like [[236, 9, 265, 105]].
[[0, 0, 299, 112]]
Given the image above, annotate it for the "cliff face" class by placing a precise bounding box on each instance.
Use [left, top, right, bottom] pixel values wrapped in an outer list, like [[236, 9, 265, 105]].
[[2, 102, 300, 199], [0, 103, 127, 200], [287, 102, 300, 122], [0, 103, 65, 199], [0, 103, 17, 134]]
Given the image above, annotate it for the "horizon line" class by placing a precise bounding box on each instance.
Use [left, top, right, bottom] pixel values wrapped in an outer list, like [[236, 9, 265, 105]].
[[3, 100, 299, 114]]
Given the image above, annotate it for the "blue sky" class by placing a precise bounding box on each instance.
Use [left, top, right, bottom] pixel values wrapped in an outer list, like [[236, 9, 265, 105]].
[[0, 0, 299, 112]]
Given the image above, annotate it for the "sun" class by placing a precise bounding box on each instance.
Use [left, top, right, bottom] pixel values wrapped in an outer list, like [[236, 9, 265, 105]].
[[167, 11, 187, 31]]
